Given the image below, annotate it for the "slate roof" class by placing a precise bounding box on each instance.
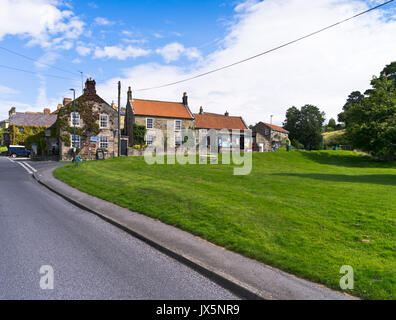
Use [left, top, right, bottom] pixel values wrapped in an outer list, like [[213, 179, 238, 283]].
[[9, 113, 57, 127], [194, 112, 248, 130], [132, 99, 194, 119]]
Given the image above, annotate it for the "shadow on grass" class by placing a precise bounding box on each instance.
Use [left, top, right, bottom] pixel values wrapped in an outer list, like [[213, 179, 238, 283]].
[[273, 173, 396, 186], [300, 151, 395, 169]]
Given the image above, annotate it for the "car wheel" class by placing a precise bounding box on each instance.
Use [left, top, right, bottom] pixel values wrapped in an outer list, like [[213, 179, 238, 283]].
[[11, 154, 17, 158]]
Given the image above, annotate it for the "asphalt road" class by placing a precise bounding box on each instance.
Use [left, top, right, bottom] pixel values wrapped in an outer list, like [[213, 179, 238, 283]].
[[0, 157, 237, 300]]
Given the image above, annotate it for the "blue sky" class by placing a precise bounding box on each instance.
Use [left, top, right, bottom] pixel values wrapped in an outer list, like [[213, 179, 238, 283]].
[[1, 0, 396, 125]]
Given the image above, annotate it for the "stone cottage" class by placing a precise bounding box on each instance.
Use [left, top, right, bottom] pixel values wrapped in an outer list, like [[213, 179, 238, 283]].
[[252, 122, 289, 152], [6, 107, 58, 156], [125, 88, 195, 149], [194, 107, 251, 152], [57, 78, 120, 160]]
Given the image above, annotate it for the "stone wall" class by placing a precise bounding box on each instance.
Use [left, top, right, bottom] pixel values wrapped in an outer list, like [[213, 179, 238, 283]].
[[134, 116, 195, 148]]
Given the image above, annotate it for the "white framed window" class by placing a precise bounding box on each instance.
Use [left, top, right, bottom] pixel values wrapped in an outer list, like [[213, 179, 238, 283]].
[[146, 134, 154, 146], [100, 114, 109, 128], [71, 134, 80, 148], [146, 118, 154, 129], [71, 112, 80, 126], [175, 135, 182, 147], [100, 136, 108, 149], [175, 120, 182, 131], [265, 128, 270, 136]]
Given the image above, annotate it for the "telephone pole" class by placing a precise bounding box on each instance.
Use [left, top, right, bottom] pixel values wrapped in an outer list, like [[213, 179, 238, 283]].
[[118, 81, 121, 157]]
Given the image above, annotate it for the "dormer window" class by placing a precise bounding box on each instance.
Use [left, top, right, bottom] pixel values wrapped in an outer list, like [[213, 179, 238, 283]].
[[100, 114, 109, 128], [71, 112, 80, 126]]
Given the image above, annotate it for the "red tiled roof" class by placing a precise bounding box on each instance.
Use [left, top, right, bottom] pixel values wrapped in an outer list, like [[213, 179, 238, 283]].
[[263, 123, 289, 133], [194, 113, 248, 130], [132, 99, 193, 119]]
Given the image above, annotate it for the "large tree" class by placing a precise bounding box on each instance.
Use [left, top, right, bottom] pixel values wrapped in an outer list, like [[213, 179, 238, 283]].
[[343, 76, 396, 161], [380, 61, 396, 82], [338, 91, 364, 125], [283, 105, 326, 150]]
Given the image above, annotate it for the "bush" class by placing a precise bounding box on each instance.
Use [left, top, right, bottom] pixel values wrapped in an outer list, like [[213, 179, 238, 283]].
[[292, 140, 304, 149]]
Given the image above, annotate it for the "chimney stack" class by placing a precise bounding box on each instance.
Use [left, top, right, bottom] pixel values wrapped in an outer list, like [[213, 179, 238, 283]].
[[127, 86, 132, 101], [84, 78, 96, 94], [225, 111, 229, 117], [63, 98, 72, 106], [182, 92, 188, 106], [43, 108, 51, 115], [199, 106, 203, 114], [9, 107, 16, 117]]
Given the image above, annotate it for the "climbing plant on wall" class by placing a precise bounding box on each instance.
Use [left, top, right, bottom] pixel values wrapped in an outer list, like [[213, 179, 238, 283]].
[[133, 123, 147, 145], [56, 97, 100, 147], [8, 125, 56, 153]]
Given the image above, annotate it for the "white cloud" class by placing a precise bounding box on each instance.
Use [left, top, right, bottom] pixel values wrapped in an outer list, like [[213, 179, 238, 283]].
[[76, 46, 92, 56], [0, 100, 29, 121], [94, 45, 151, 60], [0, 84, 19, 96], [94, 17, 114, 26], [0, 0, 85, 48], [156, 42, 202, 63], [98, 0, 396, 126]]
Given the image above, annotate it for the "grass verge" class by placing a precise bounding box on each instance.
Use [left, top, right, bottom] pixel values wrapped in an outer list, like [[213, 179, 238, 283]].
[[54, 150, 396, 299]]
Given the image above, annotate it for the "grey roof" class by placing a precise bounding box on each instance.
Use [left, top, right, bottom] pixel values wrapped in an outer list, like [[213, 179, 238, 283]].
[[9, 113, 57, 127]]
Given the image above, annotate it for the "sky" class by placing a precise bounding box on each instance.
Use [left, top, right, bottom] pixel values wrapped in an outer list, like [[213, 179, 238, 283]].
[[0, 0, 396, 126]]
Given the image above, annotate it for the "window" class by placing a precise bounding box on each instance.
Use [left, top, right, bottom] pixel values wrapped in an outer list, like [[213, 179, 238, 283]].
[[175, 135, 182, 147], [71, 112, 80, 126], [100, 114, 109, 128], [175, 120, 182, 131], [100, 136, 108, 148], [146, 135, 154, 146], [19, 127, 24, 134], [265, 129, 270, 136], [146, 118, 154, 129], [71, 135, 80, 148]]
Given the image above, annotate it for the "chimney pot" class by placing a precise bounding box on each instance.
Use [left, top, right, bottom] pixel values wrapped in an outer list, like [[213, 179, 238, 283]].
[[84, 78, 96, 94], [127, 86, 132, 101], [182, 92, 188, 106], [199, 106, 203, 114]]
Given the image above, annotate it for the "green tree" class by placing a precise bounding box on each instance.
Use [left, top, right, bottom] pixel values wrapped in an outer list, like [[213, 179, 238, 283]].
[[380, 61, 396, 82], [344, 76, 396, 161], [338, 91, 364, 125], [327, 118, 337, 129], [284, 105, 326, 150]]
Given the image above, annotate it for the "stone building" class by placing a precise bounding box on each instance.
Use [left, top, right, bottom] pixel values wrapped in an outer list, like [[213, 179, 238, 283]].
[[194, 107, 251, 152], [125, 88, 195, 149], [6, 107, 58, 155], [57, 78, 120, 160], [252, 122, 289, 152]]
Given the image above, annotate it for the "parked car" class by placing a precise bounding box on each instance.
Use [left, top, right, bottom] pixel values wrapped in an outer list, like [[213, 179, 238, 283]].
[[8, 145, 31, 158]]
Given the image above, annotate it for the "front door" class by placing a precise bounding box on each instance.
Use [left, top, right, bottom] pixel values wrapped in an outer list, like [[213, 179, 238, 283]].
[[121, 139, 128, 156]]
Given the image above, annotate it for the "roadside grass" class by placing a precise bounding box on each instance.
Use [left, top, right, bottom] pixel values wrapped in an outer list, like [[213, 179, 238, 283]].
[[54, 150, 396, 299]]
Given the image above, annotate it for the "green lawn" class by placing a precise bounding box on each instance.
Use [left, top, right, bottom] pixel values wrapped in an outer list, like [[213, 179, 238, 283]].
[[54, 151, 396, 299]]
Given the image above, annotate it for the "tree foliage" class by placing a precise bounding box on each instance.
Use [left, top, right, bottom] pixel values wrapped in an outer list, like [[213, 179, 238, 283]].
[[133, 123, 147, 145], [283, 105, 326, 150], [342, 76, 396, 161]]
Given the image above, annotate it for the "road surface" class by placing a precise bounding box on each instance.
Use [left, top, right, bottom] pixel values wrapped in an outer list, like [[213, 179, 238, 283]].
[[0, 157, 237, 300]]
